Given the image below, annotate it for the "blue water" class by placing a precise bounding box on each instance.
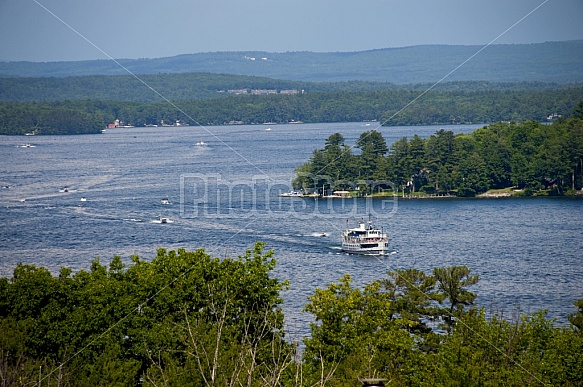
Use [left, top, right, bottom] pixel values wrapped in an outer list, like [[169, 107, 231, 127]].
[[1, 123, 582, 339]]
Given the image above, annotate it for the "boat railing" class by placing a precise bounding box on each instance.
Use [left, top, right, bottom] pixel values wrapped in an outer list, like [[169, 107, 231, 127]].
[[344, 236, 387, 243]]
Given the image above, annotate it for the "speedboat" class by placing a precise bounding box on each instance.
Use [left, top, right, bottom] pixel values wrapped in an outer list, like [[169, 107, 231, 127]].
[[341, 216, 389, 256]]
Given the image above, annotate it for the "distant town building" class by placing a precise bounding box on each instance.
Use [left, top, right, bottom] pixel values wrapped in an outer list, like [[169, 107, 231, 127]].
[[225, 89, 302, 95], [251, 89, 278, 95]]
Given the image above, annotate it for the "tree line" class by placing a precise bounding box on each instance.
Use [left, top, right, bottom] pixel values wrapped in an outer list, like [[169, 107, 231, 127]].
[[293, 102, 583, 197], [1, 243, 582, 385], [1, 85, 582, 135], [0, 74, 573, 104]]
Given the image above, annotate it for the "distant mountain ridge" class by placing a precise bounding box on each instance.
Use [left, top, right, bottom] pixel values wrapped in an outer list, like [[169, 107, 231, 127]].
[[1, 40, 582, 84]]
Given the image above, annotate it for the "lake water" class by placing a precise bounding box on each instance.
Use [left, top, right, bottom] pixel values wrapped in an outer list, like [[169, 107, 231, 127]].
[[1, 122, 582, 339]]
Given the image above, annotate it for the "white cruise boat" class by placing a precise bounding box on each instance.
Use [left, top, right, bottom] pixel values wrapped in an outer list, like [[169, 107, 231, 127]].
[[341, 217, 389, 256]]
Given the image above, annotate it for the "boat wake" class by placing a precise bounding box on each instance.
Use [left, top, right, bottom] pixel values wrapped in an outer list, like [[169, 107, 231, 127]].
[[123, 218, 144, 223]]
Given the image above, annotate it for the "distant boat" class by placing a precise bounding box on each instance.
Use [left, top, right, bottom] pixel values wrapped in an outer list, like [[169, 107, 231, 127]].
[[18, 144, 35, 148], [195, 141, 207, 146], [80, 197, 87, 202], [278, 191, 302, 197], [341, 216, 389, 256], [265, 127, 272, 131], [161, 198, 170, 205], [151, 216, 172, 224]]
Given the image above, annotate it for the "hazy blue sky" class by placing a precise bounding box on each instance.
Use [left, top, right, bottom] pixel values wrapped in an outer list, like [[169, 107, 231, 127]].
[[1, 0, 582, 62]]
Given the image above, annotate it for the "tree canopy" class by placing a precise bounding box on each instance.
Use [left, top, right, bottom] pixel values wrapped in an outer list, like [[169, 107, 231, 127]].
[[0, 243, 291, 386], [1, 246, 582, 385], [293, 108, 583, 197], [1, 83, 582, 135]]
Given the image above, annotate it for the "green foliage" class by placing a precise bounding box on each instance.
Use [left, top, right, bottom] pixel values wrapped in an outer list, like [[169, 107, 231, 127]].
[[293, 132, 356, 192], [569, 298, 583, 334], [303, 274, 416, 386], [0, 77, 582, 135], [294, 113, 583, 196], [425, 310, 583, 386], [573, 99, 583, 120], [380, 269, 440, 334], [301, 267, 473, 384], [1, 250, 582, 385], [0, 102, 103, 135], [0, 242, 291, 386], [303, 269, 583, 386], [2, 244, 583, 386], [433, 266, 479, 333]]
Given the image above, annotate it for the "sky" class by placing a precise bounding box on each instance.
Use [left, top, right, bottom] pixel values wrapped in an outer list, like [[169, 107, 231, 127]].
[[0, 0, 582, 62]]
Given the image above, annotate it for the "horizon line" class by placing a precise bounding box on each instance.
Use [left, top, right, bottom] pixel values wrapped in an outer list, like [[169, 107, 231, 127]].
[[1, 38, 582, 64]]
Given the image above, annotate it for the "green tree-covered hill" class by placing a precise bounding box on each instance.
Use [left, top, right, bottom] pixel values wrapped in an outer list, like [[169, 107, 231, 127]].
[[0, 73, 394, 103], [1, 86, 582, 135], [1, 40, 582, 83], [0, 72, 577, 104]]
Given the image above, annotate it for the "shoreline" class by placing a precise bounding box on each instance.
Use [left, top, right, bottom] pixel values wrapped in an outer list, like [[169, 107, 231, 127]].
[[293, 191, 583, 199]]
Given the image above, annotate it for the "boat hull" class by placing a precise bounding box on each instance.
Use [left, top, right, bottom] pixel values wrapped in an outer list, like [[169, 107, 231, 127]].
[[341, 243, 388, 256]]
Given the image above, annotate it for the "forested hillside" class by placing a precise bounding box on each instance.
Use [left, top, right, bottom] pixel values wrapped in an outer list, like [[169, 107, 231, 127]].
[[1, 40, 582, 83], [0, 73, 319, 103], [1, 86, 582, 135], [1, 74, 570, 104], [293, 104, 583, 197]]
